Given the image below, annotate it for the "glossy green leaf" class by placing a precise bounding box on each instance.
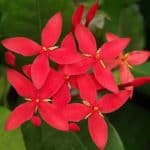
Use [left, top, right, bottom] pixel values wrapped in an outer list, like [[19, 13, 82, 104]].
[[0, 0, 74, 66], [78, 120, 124, 150], [109, 103, 150, 150], [132, 62, 150, 95], [22, 120, 124, 150], [0, 66, 10, 106], [0, 106, 26, 150], [119, 5, 145, 50], [121, 0, 141, 5]]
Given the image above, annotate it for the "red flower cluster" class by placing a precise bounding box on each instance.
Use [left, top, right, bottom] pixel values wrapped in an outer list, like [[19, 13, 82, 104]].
[[1, 2, 150, 150]]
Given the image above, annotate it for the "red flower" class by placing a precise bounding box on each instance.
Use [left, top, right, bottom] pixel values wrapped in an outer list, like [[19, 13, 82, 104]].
[[1, 13, 82, 89], [106, 32, 150, 95], [72, 2, 99, 30], [66, 74, 131, 149], [5, 69, 68, 131], [65, 25, 130, 93]]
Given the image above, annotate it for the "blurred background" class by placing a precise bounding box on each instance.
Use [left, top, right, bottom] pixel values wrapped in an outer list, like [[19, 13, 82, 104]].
[[0, 0, 150, 150]]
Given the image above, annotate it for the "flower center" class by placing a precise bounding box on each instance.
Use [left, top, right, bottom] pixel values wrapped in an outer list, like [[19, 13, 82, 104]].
[[36, 99, 40, 103], [65, 75, 70, 80], [93, 106, 99, 111], [119, 53, 132, 69], [96, 49, 106, 68], [83, 100, 104, 119]]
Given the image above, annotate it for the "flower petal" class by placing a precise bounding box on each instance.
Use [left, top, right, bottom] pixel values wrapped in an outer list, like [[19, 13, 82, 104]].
[[7, 69, 36, 98], [85, 2, 99, 26], [31, 115, 41, 127], [39, 102, 69, 131], [41, 12, 62, 47], [133, 77, 150, 87], [93, 63, 119, 93], [119, 65, 134, 84], [5, 102, 36, 130], [61, 32, 77, 52], [69, 76, 78, 89], [98, 90, 131, 113], [1, 37, 41, 56], [38, 69, 65, 99], [49, 48, 83, 64], [78, 74, 97, 104], [75, 25, 97, 55], [5, 51, 16, 67], [72, 5, 84, 30], [88, 113, 108, 150], [127, 51, 150, 66], [69, 123, 80, 132], [101, 38, 130, 61], [64, 57, 94, 75], [53, 82, 71, 106], [65, 103, 89, 122], [90, 74, 104, 90], [22, 64, 31, 78], [31, 54, 50, 89], [106, 32, 119, 41]]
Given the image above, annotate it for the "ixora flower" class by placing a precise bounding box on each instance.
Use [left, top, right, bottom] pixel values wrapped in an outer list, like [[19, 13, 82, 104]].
[[72, 2, 99, 30], [5, 68, 69, 131], [65, 25, 130, 93], [106, 32, 150, 84], [65, 74, 131, 150], [1, 13, 82, 89]]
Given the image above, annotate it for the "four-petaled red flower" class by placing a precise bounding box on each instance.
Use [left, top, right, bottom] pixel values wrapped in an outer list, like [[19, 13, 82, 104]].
[[106, 32, 150, 96], [65, 74, 131, 149], [6, 69, 69, 131], [65, 25, 130, 93], [1, 13, 82, 89]]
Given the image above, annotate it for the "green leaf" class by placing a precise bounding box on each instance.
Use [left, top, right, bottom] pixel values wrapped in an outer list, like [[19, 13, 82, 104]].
[[0, 66, 10, 106], [121, 0, 141, 5], [78, 121, 124, 150], [109, 103, 150, 150], [119, 5, 145, 50], [101, 2, 145, 50], [0, 0, 74, 66], [101, 0, 122, 33], [21, 123, 42, 150], [105, 123, 124, 150], [22, 120, 124, 150], [0, 0, 73, 40], [0, 106, 26, 150], [132, 62, 150, 77], [132, 62, 150, 95]]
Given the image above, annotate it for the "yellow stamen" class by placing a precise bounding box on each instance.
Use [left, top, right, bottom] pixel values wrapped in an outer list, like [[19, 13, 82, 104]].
[[48, 46, 59, 51], [97, 48, 101, 53], [83, 100, 91, 107], [98, 111, 104, 118], [127, 64, 133, 69], [35, 106, 38, 113], [42, 47, 47, 51], [83, 53, 92, 57], [43, 99, 52, 102], [84, 112, 93, 119], [25, 98, 32, 101], [100, 60, 106, 68]]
